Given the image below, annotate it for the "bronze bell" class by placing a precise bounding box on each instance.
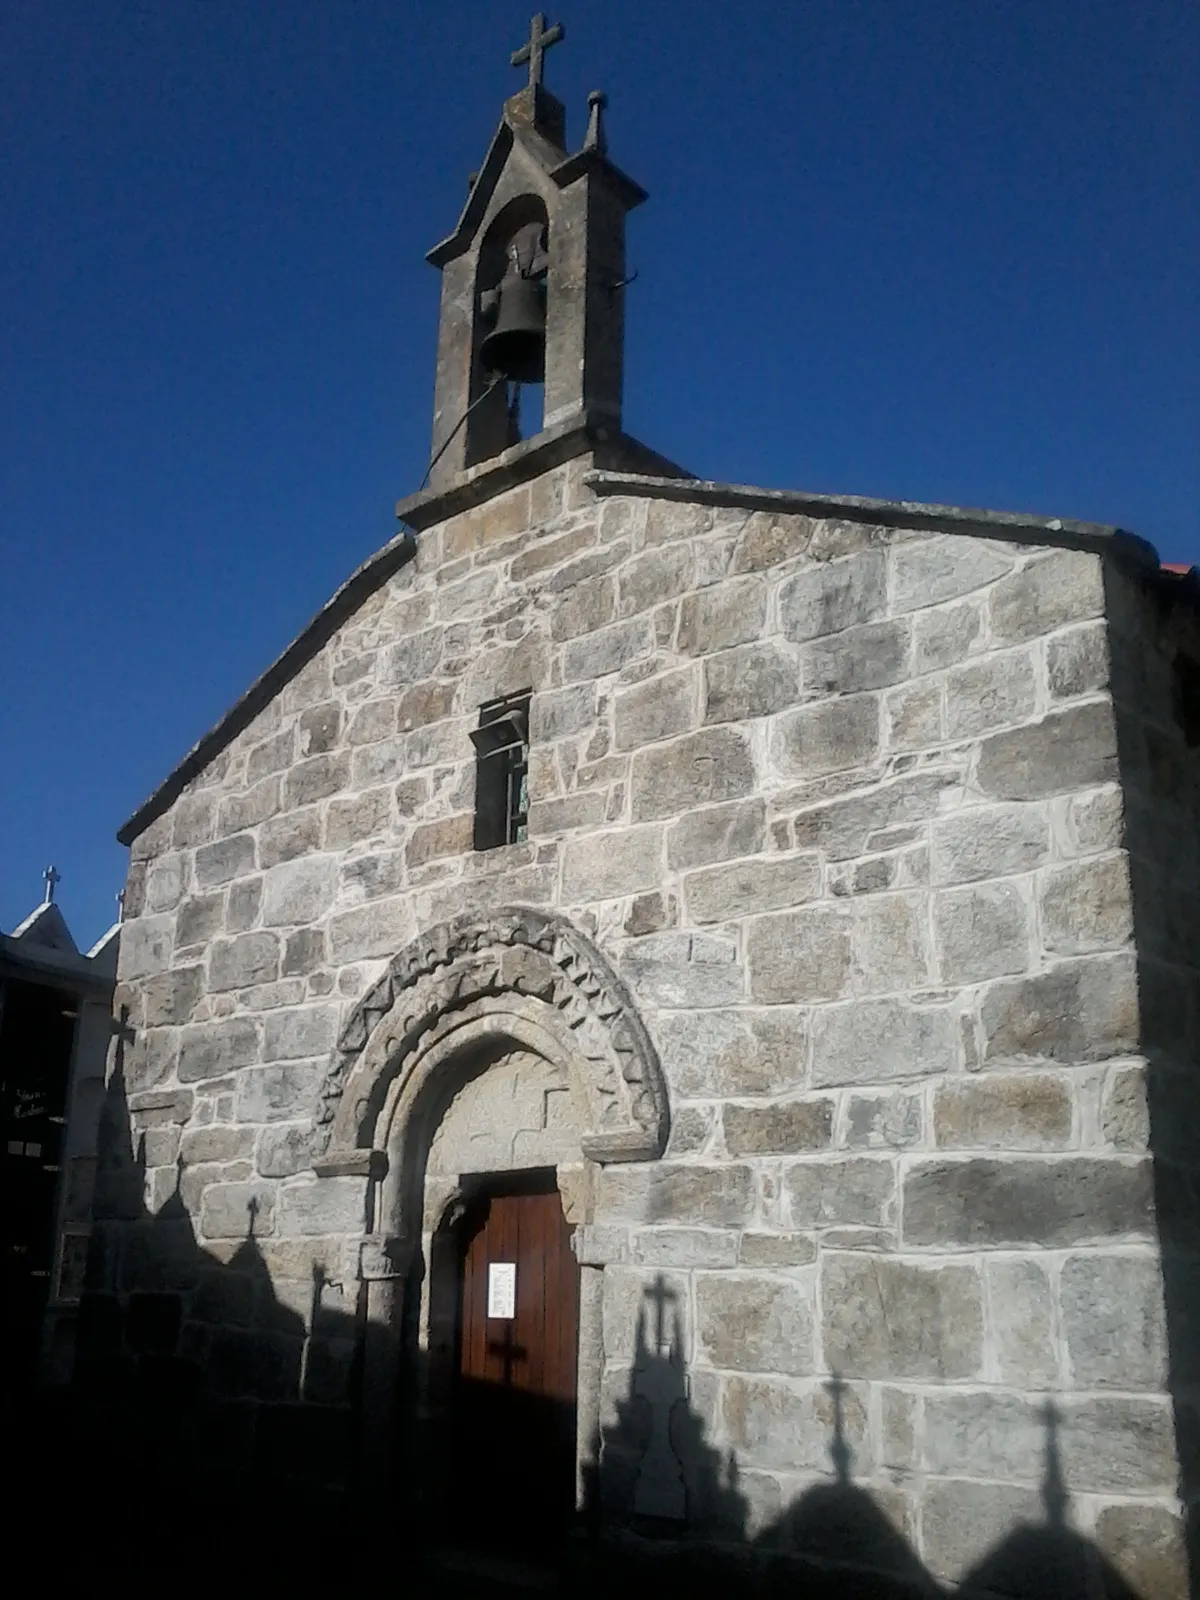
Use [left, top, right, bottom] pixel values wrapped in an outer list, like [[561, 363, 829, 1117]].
[[479, 222, 548, 386]]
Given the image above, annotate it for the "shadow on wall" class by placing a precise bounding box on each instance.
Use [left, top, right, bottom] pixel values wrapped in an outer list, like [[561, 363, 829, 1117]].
[[576, 1275, 1145, 1600], [1104, 564, 1200, 1600], [13, 986, 1186, 1596], [12, 1016, 366, 1541]]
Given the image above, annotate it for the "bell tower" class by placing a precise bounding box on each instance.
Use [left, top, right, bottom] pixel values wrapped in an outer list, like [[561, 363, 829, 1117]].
[[423, 15, 648, 488]]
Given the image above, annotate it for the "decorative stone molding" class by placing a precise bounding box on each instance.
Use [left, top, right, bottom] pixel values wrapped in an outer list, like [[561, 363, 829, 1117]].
[[312, 907, 668, 1170]]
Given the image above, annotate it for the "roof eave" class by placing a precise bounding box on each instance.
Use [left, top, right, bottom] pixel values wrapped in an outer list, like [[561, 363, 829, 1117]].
[[583, 470, 1162, 573]]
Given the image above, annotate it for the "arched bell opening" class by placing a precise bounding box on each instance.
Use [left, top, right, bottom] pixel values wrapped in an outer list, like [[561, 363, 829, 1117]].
[[466, 194, 550, 462]]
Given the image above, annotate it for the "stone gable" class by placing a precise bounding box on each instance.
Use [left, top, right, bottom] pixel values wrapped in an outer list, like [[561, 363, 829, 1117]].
[[98, 453, 1200, 1592]]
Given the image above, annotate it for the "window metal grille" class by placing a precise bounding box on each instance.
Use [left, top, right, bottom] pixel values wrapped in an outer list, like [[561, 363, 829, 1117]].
[[470, 691, 531, 850]]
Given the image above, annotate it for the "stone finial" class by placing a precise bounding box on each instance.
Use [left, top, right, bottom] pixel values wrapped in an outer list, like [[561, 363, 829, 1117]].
[[584, 90, 608, 155]]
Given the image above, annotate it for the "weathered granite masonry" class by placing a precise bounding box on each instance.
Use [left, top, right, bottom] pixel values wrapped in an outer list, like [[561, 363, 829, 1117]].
[[92, 451, 1200, 1594]]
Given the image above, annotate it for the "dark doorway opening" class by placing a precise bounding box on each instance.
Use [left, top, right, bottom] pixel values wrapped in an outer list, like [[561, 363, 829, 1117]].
[[0, 977, 77, 1379]]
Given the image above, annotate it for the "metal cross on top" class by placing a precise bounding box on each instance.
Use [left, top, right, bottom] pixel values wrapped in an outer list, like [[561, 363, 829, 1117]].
[[511, 13, 564, 89], [42, 864, 61, 904]]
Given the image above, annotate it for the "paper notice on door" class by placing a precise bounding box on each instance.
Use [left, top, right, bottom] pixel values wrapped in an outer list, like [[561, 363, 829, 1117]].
[[487, 1261, 517, 1319]]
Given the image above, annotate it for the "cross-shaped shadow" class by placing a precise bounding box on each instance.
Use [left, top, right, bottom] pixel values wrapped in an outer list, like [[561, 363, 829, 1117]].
[[486, 1322, 528, 1385]]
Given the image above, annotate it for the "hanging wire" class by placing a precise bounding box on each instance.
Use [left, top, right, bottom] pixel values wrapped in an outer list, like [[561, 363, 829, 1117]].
[[420, 374, 507, 488]]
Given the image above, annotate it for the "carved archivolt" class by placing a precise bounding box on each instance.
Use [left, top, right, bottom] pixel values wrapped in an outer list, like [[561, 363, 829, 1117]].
[[311, 907, 668, 1167]]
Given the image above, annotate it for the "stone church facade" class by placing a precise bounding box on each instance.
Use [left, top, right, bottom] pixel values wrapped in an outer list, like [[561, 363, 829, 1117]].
[[92, 29, 1198, 1596]]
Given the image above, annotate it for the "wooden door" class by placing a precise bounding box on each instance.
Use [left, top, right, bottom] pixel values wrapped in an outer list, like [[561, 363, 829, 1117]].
[[453, 1174, 580, 1552]]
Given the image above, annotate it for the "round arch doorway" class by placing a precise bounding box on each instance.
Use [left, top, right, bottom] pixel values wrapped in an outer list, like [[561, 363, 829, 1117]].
[[309, 910, 670, 1555]]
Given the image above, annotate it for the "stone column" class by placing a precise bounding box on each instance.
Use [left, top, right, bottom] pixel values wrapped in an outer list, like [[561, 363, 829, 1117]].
[[574, 1222, 637, 1522], [576, 1262, 605, 1510], [357, 1234, 416, 1503]]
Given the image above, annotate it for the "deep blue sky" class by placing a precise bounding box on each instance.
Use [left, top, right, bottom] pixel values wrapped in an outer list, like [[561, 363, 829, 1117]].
[[2, 1, 1197, 948]]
